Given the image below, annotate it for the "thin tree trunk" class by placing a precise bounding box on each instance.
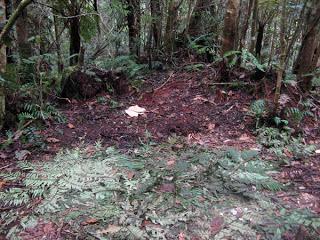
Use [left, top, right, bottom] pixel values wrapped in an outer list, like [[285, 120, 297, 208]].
[[14, 0, 31, 59], [221, 0, 240, 55], [249, 0, 258, 53], [255, 22, 265, 59], [0, 0, 33, 46], [126, 0, 141, 58], [0, 0, 6, 129], [164, 0, 183, 56], [293, 0, 320, 91], [239, 0, 254, 50], [268, 22, 276, 67], [150, 0, 162, 50], [69, 16, 81, 66], [4, 0, 14, 63], [53, 13, 63, 73], [274, 0, 287, 113], [0, 0, 32, 128]]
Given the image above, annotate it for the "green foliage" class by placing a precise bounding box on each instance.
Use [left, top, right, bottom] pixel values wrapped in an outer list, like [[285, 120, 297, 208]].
[[0, 143, 285, 239], [223, 49, 267, 72], [249, 99, 268, 127], [97, 55, 148, 79], [80, 14, 98, 42], [285, 107, 305, 127], [18, 102, 65, 125], [187, 33, 217, 58], [257, 127, 315, 162], [184, 63, 205, 72], [262, 208, 320, 240]]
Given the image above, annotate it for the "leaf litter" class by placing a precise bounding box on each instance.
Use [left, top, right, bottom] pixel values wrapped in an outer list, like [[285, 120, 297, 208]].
[[1, 140, 319, 239]]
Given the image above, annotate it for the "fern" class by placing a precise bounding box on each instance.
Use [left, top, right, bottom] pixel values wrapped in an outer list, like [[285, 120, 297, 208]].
[[250, 99, 268, 127], [18, 102, 65, 124]]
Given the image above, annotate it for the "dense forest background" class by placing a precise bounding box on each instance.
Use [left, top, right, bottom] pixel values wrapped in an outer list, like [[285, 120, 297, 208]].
[[0, 0, 319, 129]]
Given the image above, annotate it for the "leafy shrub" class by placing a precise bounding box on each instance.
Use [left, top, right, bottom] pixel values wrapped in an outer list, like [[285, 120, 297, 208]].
[[97, 55, 148, 79], [257, 127, 315, 162]]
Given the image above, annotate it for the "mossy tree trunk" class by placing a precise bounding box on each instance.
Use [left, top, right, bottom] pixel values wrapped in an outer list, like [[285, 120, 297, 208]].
[[126, 0, 141, 58], [0, 0, 6, 129], [0, 0, 33, 129]]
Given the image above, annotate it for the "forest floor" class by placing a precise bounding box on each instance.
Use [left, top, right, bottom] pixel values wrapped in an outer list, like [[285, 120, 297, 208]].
[[1, 66, 320, 239]]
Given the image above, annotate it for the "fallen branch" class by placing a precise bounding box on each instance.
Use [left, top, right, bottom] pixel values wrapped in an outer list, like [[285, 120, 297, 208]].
[[154, 71, 175, 92], [0, 120, 34, 146]]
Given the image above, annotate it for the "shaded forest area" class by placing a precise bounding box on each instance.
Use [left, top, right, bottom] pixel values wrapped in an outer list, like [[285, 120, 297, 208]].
[[0, 0, 320, 239]]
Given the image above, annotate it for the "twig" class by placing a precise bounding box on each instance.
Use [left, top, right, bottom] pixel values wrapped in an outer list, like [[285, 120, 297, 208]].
[[209, 82, 252, 86], [0, 120, 34, 146], [154, 72, 175, 92], [0, 163, 14, 170]]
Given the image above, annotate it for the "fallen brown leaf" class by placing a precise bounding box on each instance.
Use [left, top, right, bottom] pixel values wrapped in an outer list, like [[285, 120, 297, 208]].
[[67, 123, 75, 129], [99, 225, 122, 234], [158, 183, 175, 193], [211, 216, 224, 235], [81, 218, 98, 226], [0, 152, 8, 159], [46, 137, 60, 143]]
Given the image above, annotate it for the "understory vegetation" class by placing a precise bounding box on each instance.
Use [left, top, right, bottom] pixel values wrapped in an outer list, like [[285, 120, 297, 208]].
[[1, 139, 319, 239]]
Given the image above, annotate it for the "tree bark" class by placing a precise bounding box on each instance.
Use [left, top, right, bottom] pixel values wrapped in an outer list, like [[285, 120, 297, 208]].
[[249, 0, 258, 53], [14, 0, 31, 59], [0, 0, 32, 128], [164, 0, 183, 55], [0, 0, 6, 129], [255, 22, 265, 58], [69, 16, 81, 66], [4, 0, 14, 63], [293, 0, 320, 91], [239, 0, 254, 50], [221, 0, 240, 55], [150, 0, 162, 50], [0, 0, 32, 47], [126, 0, 141, 58], [274, 0, 287, 113]]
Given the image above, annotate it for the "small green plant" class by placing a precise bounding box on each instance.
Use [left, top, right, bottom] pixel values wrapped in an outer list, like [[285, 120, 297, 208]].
[[223, 49, 266, 72], [96, 96, 107, 104], [257, 127, 315, 162], [249, 99, 268, 128], [18, 102, 65, 126], [97, 55, 148, 79], [184, 63, 205, 72]]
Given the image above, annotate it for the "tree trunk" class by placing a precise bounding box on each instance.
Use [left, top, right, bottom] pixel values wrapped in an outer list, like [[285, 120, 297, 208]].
[[4, 0, 14, 63], [69, 16, 81, 66], [274, 0, 287, 113], [0, 0, 6, 129], [0, 0, 33, 46], [239, 0, 254, 50], [221, 0, 240, 55], [249, 0, 258, 53], [293, 0, 320, 91], [53, 12, 63, 73], [150, 0, 162, 50], [14, 0, 31, 59], [255, 22, 265, 59], [164, 0, 182, 56], [126, 0, 141, 58]]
